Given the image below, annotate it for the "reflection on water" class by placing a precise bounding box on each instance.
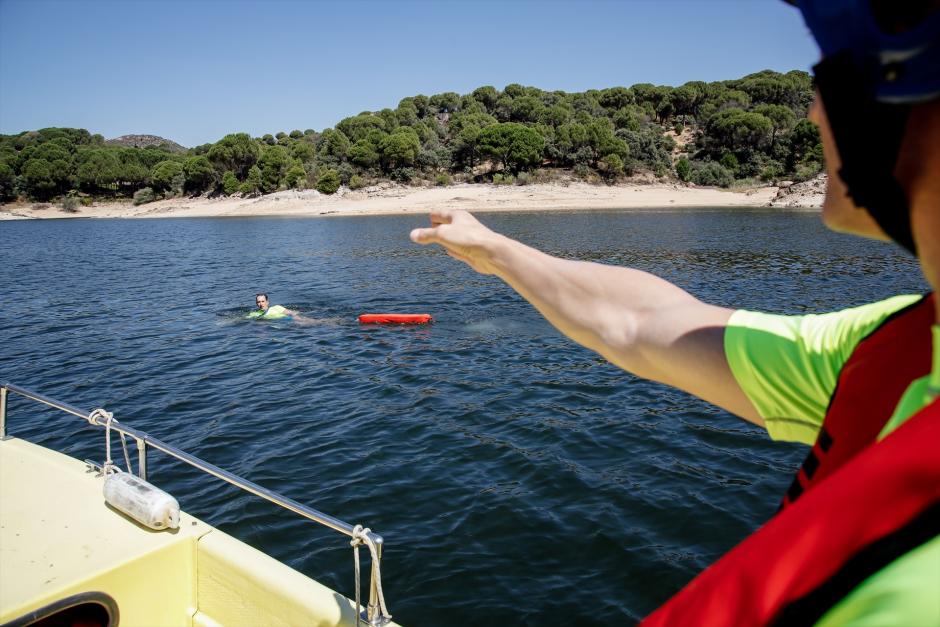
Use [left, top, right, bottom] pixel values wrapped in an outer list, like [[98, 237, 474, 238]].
[[0, 210, 926, 625]]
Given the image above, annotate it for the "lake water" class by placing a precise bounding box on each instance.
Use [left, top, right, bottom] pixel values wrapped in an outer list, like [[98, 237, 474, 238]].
[[0, 210, 926, 625]]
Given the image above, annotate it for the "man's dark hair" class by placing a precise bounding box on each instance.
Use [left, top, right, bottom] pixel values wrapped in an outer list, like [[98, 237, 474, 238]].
[[256, 293, 268, 300]]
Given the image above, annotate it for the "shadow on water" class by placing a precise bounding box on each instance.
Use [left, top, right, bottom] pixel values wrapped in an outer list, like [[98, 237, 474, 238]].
[[0, 212, 927, 626]]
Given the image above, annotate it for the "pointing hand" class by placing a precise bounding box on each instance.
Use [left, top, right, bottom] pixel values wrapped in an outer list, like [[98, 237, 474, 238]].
[[410, 209, 503, 275]]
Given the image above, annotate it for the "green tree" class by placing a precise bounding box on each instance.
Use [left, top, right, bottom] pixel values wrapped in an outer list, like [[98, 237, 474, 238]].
[[258, 145, 290, 192], [336, 114, 386, 143], [221, 170, 239, 195], [554, 122, 589, 165], [284, 163, 307, 189], [132, 187, 155, 205], [376, 108, 399, 132], [450, 111, 497, 169], [411, 95, 431, 118], [598, 87, 634, 111], [719, 152, 739, 173], [787, 119, 822, 169], [32, 141, 71, 165], [21, 158, 57, 200], [540, 104, 572, 128], [170, 172, 185, 196], [510, 96, 543, 123], [675, 157, 691, 182], [429, 91, 461, 114], [349, 139, 381, 169], [183, 156, 216, 193], [452, 124, 484, 170], [736, 70, 807, 108], [290, 141, 316, 163], [396, 101, 420, 126], [114, 149, 149, 192], [0, 162, 15, 200], [150, 160, 184, 193], [706, 109, 773, 153], [379, 129, 421, 170], [240, 165, 262, 195], [478, 123, 545, 173], [698, 87, 751, 122], [471, 86, 499, 111], [207, 133, 260, 178], [316, 169, 341, 194], [671, 81, 707, 116], [318, 129, 350, 160], [599, 153, 625, 180], [28, 144, 71, 195], [74, 149, 120, 193], [570, 93, 605, 118], [612, 106, 643, 131], [618, 127, 673, 174], [631, 83, 671, 111], [754, 104, 796, 148], [691, 161, 734, 187], [586, 119, 629, 166]]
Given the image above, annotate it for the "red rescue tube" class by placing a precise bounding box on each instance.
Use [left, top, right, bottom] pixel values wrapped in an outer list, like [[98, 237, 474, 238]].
[[358, 313, 433, 325]]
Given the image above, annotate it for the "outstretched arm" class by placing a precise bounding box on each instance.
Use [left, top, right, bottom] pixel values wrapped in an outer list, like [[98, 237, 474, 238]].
[[411, 209, 761, 425]]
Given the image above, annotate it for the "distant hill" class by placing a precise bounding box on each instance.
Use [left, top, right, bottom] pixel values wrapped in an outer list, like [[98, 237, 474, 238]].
[[106, 134, 187, 152]]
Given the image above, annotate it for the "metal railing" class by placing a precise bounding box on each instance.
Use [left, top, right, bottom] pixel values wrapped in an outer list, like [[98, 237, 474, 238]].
[[0, 382, 392, 626]]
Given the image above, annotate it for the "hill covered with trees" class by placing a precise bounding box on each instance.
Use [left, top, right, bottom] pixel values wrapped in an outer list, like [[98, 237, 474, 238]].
[[0, 69, 821, 206]]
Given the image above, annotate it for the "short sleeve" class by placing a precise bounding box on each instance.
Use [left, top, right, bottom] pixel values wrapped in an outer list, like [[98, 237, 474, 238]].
[[724, 295, 922, 444]]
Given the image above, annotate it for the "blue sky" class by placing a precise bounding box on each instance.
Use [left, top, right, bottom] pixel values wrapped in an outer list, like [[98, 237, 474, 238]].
[[0, 0, 818, 147]]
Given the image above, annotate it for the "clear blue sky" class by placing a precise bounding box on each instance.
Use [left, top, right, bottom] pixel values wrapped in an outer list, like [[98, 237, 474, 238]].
[[0, 0, 818, 147]]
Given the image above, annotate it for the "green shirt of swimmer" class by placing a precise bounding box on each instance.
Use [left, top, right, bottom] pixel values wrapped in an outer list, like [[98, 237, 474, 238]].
[[247, 294, 293, 320]]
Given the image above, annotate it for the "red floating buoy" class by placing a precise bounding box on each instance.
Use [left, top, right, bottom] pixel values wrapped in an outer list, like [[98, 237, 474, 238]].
[[358, 313, 433, 325]]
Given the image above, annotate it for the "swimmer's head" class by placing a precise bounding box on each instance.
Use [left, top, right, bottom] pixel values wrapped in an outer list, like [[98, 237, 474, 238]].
[[255, 293, 269, 311]]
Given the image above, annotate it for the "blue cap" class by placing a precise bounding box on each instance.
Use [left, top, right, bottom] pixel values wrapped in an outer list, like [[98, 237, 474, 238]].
[[792, 0, 940, 103]]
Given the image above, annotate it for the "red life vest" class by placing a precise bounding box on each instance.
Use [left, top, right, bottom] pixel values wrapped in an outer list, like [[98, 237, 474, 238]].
[[781, 294, 934, 509], [643, 294, 939, 626]]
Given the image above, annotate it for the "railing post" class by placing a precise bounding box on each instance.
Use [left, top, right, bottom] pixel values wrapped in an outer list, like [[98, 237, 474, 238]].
[[137, 437, 147, 480], [367, 534, 389, 626], [1, 386, 8, 440]]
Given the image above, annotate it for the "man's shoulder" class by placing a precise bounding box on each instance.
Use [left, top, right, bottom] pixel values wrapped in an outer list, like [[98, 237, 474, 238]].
[[264, 305, 291, 318]]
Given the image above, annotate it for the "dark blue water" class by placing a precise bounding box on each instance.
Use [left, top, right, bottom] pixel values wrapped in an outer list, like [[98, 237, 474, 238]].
[[0, 210, 925, 625]]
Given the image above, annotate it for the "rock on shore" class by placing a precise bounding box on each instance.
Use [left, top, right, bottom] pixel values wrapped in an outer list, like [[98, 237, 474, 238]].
[[769, 174, 827, 208]]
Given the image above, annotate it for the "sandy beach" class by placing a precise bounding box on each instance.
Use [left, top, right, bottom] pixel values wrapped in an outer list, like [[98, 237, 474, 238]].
[[0, 180, 822, 221]]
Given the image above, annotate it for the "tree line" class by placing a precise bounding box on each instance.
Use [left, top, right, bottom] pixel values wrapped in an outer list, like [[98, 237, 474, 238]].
[[0, 69, 822, 205]]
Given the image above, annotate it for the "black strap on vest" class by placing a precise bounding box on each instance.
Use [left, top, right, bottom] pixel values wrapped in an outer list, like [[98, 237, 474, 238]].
[[772, 500, 940, 626]]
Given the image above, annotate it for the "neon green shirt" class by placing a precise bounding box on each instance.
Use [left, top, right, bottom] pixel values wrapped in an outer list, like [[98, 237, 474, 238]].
[[724, 294, 921, 444], [724, 294, 939, 626], [246, 305, 290, 320]]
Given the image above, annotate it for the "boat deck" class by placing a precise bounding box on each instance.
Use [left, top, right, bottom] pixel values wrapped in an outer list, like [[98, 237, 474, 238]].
[[0, 436, 370, 626]]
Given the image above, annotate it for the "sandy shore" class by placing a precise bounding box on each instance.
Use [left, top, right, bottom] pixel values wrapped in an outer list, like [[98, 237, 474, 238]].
[[0, 181, 818, 221]]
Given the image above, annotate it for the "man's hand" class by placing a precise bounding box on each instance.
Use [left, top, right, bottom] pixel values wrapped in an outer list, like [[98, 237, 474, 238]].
[[410, 209, 504, 275]]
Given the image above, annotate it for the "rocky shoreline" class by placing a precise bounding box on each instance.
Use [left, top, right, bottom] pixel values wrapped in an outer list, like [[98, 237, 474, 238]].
[[768, 174, 827, 208]]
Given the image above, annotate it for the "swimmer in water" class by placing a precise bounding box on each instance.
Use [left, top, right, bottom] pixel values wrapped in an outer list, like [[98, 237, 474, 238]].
[[247, 293, 297, 320]]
